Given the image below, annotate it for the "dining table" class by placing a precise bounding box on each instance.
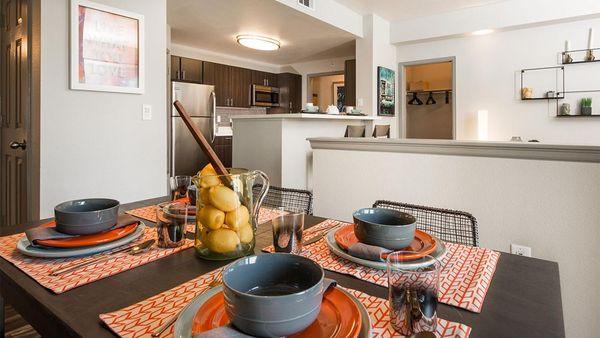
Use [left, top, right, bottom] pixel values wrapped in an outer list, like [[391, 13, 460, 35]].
[[0, 197, 565, 338]]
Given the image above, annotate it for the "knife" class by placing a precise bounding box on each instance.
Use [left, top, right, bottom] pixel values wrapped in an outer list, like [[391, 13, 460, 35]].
[[302, 226, 340, 246], [49, 239, 155, 276]]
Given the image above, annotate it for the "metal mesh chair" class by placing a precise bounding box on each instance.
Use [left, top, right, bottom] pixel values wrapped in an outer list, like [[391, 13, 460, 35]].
[[253, 185, 313, 215], [373, 200, 479, 247]]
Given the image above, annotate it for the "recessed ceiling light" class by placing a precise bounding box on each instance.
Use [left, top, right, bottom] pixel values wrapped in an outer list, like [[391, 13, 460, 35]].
[[472, 29, 494, 36], [236, 35, 280, 51]]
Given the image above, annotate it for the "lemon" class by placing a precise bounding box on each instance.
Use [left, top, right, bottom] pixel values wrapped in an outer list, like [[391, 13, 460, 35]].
[[225, 205, 249, 230], [206, 229, 240, 253], [209, 185, 240, 212], [237, 223, 254, 244], [198, 205, 225, 230], [199, 163, 221, 188], [199, 187, 211, 205]]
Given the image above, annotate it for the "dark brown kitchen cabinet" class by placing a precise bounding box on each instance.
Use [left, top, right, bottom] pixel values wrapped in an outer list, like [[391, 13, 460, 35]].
[[171, 55, 202, 83], [344, 59, 356, 106], [204, 62, 251, 107], [229, 66, 252, 108], [273, 73, 302, 114], [213, 136, 232, 168], [252, 70, 278, 87]]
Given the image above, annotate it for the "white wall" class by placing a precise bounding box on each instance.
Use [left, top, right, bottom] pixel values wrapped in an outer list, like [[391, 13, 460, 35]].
[[40, 0, 168, 217], [312, 148, 600, 338], [396, 17, 600, 145], [356, 15, 398, 137]]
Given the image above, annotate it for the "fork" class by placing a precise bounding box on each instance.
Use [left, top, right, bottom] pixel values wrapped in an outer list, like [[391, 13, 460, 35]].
[[151, 272, 223, 337]]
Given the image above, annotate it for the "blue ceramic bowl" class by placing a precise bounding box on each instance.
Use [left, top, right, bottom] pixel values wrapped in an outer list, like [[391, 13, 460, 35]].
[[353, 208, 417, 249], [223, 254, 325, 337], [54, 198, 120, 235]]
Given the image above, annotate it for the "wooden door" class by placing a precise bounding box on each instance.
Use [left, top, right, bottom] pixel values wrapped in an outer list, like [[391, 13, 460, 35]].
[[1, 0, 31, 227], [204, 62, 229, 106], [179, 57, 202, 83], [229, 66, 251, 108], [344, 59, 356, 106], [170, 55, 180, 80]]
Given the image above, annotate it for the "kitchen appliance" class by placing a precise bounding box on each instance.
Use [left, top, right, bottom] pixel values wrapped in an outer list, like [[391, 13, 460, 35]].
[[171, 82, 216, 176], [252, 84, 279, 107]]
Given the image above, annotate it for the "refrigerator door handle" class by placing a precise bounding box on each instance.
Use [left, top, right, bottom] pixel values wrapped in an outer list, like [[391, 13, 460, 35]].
[[210, 91, 217, 142]]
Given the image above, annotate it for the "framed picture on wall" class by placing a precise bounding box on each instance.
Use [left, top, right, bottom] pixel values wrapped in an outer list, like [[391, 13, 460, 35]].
[[377, 66, 395, 116], [332, 81, 345, 112], [70, 0, 145, 94]]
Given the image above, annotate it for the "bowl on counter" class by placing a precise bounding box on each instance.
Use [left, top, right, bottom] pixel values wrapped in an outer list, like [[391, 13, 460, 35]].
[[54, 198, 120, 235], [351, 108, 363, 114], [222, 253, 326, 337], [353, 208, 416, 249]]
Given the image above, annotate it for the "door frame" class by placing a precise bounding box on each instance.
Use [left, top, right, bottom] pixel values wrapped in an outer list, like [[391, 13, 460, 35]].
[[306, 71, 344, 109], [398, 56, 456, 139], [0, 0, 40, 223]]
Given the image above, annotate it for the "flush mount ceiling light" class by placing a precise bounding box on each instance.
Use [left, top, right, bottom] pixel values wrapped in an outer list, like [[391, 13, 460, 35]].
[[236, 35, 280, 51], [472, 29, 494, 36]]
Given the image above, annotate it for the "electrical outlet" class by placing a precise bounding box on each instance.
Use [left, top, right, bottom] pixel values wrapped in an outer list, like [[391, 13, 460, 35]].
[[510, 244, 532, 257], [142, 104, 152, 120]]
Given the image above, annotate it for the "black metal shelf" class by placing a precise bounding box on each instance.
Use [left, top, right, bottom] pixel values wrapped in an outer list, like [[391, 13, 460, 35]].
[[555, 114, 600, 118], [522, 97, 565, 101], [562, 47, 600, 65], [520, 66, 564, 101]]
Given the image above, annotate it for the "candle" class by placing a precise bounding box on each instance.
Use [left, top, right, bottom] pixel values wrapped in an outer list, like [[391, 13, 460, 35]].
[[565, 40, 570, 52], [477, 110, 489, 141], [588, 28, 594, 49]]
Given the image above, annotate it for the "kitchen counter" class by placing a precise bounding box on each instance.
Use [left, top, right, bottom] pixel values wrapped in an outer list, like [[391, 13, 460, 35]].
[[231, 113, 379, 120], [232, 114, 379, 189]]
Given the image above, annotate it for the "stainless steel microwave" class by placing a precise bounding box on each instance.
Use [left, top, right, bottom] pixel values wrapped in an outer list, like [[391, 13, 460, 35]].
[[252, 85, 279, 107]]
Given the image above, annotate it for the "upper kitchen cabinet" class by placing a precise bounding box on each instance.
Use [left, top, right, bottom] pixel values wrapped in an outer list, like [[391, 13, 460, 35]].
[[204, 62, 251, 108], [344, 59, 356, 107], [171, 55, 203, 83], [252, 70, 278, 87], [274, 73, 302, 113]]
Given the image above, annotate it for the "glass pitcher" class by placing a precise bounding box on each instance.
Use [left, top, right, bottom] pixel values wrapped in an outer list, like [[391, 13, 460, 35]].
[[192, 168, 269, 260]]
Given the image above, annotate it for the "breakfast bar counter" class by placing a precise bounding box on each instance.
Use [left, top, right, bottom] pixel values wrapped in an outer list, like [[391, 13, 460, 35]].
[[0, 197, 564, 337], [232, 114, 379, 190]]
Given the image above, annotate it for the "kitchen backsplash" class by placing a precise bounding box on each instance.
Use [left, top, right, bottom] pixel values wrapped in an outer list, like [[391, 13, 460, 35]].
[[216, 107, 267, 126]]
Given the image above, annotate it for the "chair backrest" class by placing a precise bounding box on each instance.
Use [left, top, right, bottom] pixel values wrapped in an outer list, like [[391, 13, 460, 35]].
[[253, 185, 313, 215], [373, 200, 479, 247], [344, 125, 366, 137], [372, 125, 390, 138]]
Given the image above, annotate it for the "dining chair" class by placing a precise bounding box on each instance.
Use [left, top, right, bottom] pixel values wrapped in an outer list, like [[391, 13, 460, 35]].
[[372, 125, 390, 138], [252, 185, 313, 215], [344, 125, 366, 137], [372, 200, 479, 247]]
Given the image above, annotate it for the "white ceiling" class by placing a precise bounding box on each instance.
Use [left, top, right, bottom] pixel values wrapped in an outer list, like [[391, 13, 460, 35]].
[[334, 0, 508, 22], [167, 0, 356, 66]]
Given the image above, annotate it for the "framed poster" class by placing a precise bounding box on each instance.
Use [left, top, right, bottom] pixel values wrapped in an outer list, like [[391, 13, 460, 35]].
[[332, 81, 345, 111], [377, 66, 395, 116], [70, 0, 144, 94]]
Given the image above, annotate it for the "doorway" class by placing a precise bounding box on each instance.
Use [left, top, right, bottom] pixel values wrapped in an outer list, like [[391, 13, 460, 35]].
[[399, 58, 455, 139], [306, 71, 345, 113], [0, 0, 40, 227]]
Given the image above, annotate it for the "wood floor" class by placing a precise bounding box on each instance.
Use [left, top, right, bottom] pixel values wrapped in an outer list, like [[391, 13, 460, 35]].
[[5, 306, 39, 338]]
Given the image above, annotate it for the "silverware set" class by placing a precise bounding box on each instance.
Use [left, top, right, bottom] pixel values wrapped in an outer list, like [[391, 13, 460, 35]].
[[49, 239, 155, 276]]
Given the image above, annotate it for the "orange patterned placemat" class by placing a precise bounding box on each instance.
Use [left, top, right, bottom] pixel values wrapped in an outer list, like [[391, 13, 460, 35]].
[[99, 267, 471, 338], [264, 219, 500, 313], [0, 227, 193, 294], [127, 205, 286, 225]]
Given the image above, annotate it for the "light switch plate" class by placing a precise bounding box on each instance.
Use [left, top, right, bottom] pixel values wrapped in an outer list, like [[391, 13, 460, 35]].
[[142, 104, 152, 120], [357, 98, 364, 107]]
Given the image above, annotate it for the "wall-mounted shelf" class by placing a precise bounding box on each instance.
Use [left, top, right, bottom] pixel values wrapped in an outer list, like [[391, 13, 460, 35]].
[[562, 47, 600, 65], [556, 114, 600, 118], [522, 96, 564, 101], [520, 66, 564, 101]]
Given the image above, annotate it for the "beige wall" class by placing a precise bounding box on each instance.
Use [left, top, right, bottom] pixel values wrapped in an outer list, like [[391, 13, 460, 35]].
[[40, 0, 168, 217], [309, 74, 344, 111]]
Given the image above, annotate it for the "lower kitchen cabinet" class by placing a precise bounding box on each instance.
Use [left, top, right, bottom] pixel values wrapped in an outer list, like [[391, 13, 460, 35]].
[[213, 136, 232, 168]]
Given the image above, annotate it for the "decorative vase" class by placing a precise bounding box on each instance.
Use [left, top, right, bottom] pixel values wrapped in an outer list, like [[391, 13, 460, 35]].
[[581, 106, 592, 115], [586, 50, 595, 62], [560, 103, 571, 116]]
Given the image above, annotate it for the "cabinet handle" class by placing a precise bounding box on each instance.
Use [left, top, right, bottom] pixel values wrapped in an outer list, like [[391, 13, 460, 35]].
[[182, 70, 186, 80], [176, 70, 180, 79], [231, 98, 234, 106]]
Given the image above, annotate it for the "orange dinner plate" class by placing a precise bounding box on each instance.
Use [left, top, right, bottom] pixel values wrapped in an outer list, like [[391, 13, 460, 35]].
[[35, 221, 139, 248], [334, 224, 437, 261], [192, 287, 362, 338]]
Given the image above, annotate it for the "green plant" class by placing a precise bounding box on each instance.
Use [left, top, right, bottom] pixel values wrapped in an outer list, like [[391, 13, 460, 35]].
[[581, 98, 592, 107]]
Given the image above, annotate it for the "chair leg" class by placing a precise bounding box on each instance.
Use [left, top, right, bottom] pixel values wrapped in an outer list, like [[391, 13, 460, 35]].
[[0, 294, 5, 338]]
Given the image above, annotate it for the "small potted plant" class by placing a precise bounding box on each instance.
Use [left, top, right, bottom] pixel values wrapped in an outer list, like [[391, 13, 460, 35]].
[[581, 98, 592, 115]]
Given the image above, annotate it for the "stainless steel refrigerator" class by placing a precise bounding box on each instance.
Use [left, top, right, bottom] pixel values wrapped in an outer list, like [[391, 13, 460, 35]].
[[171, 81, 216, 176]]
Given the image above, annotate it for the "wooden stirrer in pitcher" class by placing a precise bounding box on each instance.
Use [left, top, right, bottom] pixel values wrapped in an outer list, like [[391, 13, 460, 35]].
[[173, 100, 228, 176]]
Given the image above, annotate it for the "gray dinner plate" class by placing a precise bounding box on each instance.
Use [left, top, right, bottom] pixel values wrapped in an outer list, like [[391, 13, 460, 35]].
[[325, 228, 447, 270], [173, 285, 371, 338], [16, 222, 146, 258]]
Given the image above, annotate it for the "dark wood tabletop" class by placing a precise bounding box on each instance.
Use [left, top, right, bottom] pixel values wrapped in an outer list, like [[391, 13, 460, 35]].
[[0, 197, 565, 338]]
